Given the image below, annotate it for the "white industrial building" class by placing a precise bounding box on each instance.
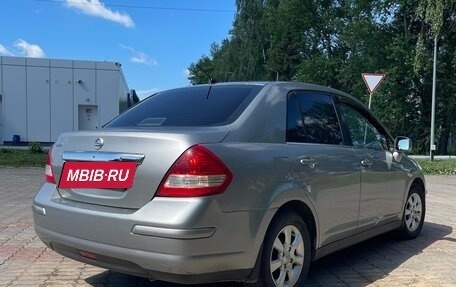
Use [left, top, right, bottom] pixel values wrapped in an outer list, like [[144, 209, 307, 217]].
[[0, 56, 132, 145]]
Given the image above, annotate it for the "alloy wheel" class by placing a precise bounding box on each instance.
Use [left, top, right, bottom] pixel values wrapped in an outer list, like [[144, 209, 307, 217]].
[[404, 193, 422, 232], [269, 225, 305, 287]]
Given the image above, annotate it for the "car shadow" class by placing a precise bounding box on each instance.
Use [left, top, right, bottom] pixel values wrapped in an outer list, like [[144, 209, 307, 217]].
[[85, 221, 452, 287]]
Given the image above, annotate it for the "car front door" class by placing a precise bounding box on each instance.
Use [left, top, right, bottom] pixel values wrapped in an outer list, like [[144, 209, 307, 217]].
[[286, 91, 361, 247], [338, 101, 406, 231]]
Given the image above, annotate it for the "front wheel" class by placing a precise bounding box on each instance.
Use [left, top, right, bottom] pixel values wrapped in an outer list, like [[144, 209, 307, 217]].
[[397, 185, 426, 239], [259, 212, 311, 287]]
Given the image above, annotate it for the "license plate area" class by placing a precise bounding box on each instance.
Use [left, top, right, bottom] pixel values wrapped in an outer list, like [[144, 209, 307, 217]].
[[59, 161, 137, 189]]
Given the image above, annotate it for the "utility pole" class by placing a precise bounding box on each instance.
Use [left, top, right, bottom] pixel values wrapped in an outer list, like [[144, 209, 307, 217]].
[[430, 36, 437, 161]]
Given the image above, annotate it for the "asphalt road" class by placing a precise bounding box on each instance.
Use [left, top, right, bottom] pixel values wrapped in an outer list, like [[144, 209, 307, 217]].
[[0, 168, 455, 286]]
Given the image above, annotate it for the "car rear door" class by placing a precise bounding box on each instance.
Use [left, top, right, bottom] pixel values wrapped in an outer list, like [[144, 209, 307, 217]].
[[286, 91, 361, 247], [337, 101, 406, 231]]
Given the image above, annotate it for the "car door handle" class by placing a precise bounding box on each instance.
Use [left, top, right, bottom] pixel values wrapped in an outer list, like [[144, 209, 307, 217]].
[[361, 159, 373, 167], [299, 157, 317, 168]]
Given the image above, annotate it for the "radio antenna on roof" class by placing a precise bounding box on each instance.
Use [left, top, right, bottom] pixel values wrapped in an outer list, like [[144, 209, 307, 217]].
[[196, 64, 217, 85]]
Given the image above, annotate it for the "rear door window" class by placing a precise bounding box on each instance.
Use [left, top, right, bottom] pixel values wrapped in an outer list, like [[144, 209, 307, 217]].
[[106, 85, 263, 127], [287, 91, 343, 145]]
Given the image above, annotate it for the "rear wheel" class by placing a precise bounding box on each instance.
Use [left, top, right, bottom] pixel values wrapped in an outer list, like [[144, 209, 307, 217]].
[[397, 184, 425, 239], [259, 212, 311, 287]]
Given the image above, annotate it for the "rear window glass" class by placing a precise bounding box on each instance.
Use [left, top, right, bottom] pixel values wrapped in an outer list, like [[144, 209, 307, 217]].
[[105, 85, 263, 127]]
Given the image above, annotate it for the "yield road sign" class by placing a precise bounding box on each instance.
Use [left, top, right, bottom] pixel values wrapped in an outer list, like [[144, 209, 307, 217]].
[[362, 73, 385, 94]]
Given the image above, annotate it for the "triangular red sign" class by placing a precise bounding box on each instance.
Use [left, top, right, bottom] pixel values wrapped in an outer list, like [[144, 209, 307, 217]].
[[362, 73, 385, 94]]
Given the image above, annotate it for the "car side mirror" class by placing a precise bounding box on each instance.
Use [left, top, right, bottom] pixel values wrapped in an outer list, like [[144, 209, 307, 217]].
[[395, 136, 412, 151], [393, 136, 411, 162]]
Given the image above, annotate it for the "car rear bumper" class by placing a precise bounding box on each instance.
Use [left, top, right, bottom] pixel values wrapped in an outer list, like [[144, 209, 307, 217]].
[[33, 183, 274, 284], [34, 225, 253, 283]]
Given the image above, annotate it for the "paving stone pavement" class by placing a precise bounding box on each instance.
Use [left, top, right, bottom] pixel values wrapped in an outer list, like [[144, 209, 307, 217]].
[[0, 167, 455, 287]]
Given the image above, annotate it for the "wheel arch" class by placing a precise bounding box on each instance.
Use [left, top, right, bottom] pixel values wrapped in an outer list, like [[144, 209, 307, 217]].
[[274, 200, 318, 257], [401, 175, 426, 209], [248, 199, 317, 283], [410, 177, 425, 193], [247, 199, 319, 283]]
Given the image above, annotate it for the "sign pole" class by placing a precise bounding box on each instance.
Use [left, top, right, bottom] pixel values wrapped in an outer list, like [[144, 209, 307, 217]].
[[364, 92, 374, 143], [368, 92, 373, 109]]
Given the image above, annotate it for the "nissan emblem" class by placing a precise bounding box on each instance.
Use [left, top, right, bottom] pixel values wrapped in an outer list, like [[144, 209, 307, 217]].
[[94, 138, 104, 150]]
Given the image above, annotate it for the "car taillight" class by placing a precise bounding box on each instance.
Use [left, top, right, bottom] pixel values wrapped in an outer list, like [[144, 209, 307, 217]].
[[45, 146, 56, 184], [157, 145, 233, 197]]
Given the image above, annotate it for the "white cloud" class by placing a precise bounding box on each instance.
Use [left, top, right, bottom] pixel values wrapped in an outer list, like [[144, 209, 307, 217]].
[[119, 44, 157, 66], [65, 0, 134, 28], [0, 44, 14, 56], [14, 39, 46, 58], [182, 69, 190, 77], [0, 40, 46, 58], [131, 52, 158, 65]]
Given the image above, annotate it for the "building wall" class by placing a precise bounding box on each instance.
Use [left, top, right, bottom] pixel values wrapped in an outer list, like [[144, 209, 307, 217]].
[[2, 57, 27, 143], [0, 57, 3, 143], [0, 56, 129, 144], [50, 60, 74, 141], [27, 58, 51, 142]]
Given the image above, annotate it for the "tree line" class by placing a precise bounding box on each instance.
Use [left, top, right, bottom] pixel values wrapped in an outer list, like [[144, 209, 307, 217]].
[[188, 0, 456, 155]]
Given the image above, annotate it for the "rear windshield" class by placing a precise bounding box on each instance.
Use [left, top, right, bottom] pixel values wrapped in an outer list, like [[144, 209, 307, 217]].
[[105, 85, 263, 127]]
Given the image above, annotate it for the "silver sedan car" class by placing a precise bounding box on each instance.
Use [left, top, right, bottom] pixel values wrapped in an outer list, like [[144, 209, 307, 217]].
[[33, 82, 426, 287]]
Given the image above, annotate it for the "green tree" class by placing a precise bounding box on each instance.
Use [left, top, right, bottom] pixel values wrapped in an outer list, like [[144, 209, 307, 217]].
[[188, 0, 456, 154]]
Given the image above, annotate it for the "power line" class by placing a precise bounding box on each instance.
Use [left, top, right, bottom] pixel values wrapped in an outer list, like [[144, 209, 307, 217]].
[[33, 0, 236, 13]]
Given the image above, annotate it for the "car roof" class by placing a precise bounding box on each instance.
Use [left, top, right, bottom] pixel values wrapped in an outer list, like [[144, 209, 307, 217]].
[[194, 81, 347, 94], [192, 81, 358, 101]]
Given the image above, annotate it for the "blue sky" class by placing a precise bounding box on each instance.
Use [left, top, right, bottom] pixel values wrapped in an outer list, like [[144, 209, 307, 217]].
[[0, 0, 236, 98]]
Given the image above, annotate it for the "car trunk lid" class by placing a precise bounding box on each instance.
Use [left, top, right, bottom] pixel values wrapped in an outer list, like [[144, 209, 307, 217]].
[[51, 127, 229, 209]]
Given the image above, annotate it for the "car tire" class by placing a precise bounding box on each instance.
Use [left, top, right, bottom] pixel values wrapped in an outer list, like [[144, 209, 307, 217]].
[[258, 211, 311, 287], [397, 184, 426, 239]]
